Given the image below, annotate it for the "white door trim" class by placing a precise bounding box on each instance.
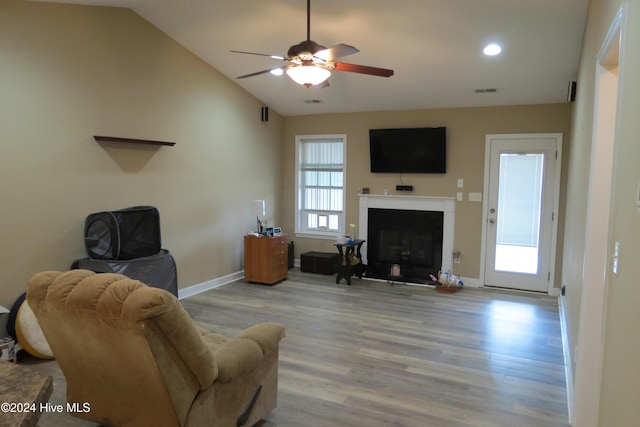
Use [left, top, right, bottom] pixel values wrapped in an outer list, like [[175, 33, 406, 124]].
[[480, 133, 563, 295]]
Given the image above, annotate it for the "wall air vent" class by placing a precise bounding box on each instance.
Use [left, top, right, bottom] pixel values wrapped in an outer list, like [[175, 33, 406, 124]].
[[475, 88, 498, 93], [304, 99, 323, 104]]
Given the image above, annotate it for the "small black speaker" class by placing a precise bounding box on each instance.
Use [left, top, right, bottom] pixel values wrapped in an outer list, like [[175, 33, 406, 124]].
[[261, 106, 269, 122], [567, 81, 577, 102]]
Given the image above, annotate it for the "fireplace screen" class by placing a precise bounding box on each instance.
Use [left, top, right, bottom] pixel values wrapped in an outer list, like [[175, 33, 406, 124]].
[[367, 208, 444, 282]]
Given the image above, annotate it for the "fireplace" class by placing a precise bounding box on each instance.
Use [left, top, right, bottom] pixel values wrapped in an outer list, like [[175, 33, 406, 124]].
[[367, 208, 443, 281], [358, 195, 455, 283]]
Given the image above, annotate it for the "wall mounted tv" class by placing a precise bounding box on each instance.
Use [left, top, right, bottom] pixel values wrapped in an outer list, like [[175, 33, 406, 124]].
[[369, 127, 446, 173]]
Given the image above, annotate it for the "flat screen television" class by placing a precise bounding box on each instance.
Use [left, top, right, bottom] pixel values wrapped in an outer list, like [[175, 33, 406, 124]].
[[369, 127, 446, 173]]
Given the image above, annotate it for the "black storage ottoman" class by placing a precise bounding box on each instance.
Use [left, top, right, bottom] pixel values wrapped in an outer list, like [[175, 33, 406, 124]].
[[70, 249, 178, 297], [300, 251, 340, 275]]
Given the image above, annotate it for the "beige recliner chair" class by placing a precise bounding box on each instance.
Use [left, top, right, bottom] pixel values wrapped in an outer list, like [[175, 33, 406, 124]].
[[27, 269, 285, 427]]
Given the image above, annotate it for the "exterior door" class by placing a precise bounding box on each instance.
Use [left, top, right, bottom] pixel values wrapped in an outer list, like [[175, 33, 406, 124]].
[[483, 134, 561, 293]]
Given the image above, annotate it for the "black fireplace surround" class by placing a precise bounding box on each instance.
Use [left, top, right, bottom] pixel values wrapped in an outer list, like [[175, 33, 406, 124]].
[[367, 208, 444, 283]]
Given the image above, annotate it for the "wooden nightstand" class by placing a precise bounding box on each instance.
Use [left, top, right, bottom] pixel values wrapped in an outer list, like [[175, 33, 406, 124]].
[[244, 234, 288, 285]]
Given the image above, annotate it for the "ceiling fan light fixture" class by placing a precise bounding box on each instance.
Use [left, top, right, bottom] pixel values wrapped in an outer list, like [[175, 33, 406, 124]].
[[270, 68, 284, 76], [286, 65, 331, 87]]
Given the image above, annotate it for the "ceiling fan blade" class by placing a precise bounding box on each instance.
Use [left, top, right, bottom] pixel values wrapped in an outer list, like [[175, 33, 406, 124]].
[[231, 50, 286, 60], [315, 43, 359, 61], [333, 62, 394, 78], [236, 68, 283, 79]]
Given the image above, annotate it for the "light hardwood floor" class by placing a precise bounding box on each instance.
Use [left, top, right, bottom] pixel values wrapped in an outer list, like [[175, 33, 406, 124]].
[[25, 269, 569, 427]]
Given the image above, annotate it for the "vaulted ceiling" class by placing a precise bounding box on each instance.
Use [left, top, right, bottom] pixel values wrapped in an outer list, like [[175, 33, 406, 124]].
[[33, 0, 590, 116]]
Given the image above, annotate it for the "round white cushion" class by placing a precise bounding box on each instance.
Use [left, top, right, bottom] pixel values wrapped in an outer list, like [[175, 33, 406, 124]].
[[15, 300, 54, 360]]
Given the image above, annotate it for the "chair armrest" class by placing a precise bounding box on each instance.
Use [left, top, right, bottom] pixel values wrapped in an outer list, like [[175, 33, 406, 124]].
[[213, 338, 263, 383], [237, 322, 285, 354], [212, 323, 285, 383]]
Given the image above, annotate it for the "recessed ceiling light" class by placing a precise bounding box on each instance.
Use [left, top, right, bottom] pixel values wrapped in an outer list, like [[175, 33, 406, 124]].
[[270, 68, 284, 76], [483, 43, 502, 56]]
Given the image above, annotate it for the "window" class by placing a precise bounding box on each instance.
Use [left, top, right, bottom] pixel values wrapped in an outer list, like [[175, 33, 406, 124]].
[[295, 134, 346, 237]]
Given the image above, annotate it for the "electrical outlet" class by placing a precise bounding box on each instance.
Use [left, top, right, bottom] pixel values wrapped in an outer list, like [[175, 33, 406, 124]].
[[456, 192, 463, 201]]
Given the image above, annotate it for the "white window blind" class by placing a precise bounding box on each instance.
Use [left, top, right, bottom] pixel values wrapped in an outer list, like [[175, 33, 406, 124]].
[[295, 135, 346, 236]]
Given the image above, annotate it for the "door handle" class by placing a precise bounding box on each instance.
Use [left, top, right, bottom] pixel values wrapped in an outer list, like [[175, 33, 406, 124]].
[[489, 218, 496, 224]]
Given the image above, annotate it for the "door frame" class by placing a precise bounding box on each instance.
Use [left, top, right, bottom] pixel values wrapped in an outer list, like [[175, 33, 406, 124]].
[[480, 133, 563, 295]]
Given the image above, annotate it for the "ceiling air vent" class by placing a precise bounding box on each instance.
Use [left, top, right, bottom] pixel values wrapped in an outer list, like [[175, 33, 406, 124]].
[[304, 99, 323, 104], [475, 88, 498, 93]]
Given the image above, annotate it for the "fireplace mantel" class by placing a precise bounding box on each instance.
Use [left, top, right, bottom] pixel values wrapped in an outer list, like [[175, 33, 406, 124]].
[[358, 194, 455, 274]]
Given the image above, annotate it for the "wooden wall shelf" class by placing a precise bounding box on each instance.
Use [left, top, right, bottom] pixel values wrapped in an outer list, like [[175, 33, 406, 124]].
[[93, 135, 176, 147]]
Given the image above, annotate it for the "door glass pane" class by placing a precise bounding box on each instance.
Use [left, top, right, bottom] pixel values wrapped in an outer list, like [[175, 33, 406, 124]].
[[495, 153, 544, 274]]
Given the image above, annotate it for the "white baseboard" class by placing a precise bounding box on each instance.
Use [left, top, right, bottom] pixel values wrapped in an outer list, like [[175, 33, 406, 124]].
[[294, 259, 482, 288], [460, 276, 482, 287], [178, 270, 244, 300], [190, 265, 483, 293], [558, 293, 574, 424]]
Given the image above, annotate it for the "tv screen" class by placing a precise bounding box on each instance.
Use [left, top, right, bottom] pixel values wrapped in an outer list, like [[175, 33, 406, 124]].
[[369, 127, 446, 173]]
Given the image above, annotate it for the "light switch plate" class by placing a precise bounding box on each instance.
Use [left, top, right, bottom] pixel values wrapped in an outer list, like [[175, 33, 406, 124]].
[[469, 192, 482, 202], [457, 179, 464, 188], [456, 192, 463, 201]]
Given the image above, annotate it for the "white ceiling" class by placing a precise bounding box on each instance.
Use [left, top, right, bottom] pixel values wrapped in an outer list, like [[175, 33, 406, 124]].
[[34, 0, 589, 117]]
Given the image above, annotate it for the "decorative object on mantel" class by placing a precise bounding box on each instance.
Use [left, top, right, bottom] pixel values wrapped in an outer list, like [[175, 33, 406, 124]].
[[93, 135, 176, 147], [430, 271, 463, 293]]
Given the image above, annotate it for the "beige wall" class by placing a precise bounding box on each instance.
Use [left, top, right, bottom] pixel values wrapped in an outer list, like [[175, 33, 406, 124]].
[[562, 0, 640, 425], [595, 0, 640, 425], [0, 0, 283, 308], [282, 104, 572, 282], [561, 0, 621, 404]]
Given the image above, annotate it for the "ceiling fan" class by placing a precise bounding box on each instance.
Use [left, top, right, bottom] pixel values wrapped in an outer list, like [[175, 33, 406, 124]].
[[231, 0, 394, 88]]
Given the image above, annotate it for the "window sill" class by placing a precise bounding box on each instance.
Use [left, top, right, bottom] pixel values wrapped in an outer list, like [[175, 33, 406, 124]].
[[295, 232, 341, 240]]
